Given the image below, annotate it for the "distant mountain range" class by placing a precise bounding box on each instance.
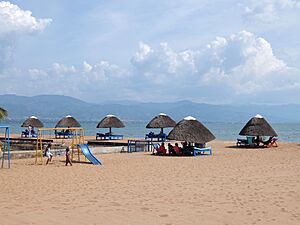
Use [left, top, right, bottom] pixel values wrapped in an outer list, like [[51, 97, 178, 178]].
[[1, 94, 300, 123]]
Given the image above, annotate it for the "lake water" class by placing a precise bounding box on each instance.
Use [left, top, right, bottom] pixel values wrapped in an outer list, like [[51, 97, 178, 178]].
[[1, 120, 300, 142]]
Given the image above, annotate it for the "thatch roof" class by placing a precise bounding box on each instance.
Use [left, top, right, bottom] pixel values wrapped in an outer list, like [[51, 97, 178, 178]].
[[21, 116, 44, 128], [239, 114, 277, 136], [55, 115, 81, 128], [96, 115, 125, 128], [146, 113, 176, 128], [167, 116, 215, 143], [0, 107, 7, 120]]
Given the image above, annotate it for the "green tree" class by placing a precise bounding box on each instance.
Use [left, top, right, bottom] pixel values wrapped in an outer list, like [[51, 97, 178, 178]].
[[0, 107, 7, 120]]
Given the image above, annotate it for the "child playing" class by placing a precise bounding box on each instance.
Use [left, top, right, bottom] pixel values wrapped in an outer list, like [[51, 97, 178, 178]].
[[65, 147, 72, 166], [44, 143, 53, 165]]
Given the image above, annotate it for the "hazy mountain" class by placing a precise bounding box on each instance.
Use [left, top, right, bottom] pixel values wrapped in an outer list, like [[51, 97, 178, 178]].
[[1, 94, 300, 123]]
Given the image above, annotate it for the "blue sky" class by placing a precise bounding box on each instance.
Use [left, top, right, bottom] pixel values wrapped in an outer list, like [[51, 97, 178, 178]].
[[0, 0, 300, 104]]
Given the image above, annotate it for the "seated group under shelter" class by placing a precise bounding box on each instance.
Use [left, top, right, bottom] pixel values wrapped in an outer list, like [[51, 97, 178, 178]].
[[145, 113, 176, 142], [96, 115, 124, 140], [54, 128, 73, 138], [54, 115, 81, 138], [153, 116, 215, 156], [21, 116, 44, 138], [236, 114, 278, 148]]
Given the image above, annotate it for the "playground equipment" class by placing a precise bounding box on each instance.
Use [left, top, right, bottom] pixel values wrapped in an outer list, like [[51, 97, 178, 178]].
[[78, 144, 101, 165], [0, 126, 11, 169], [36, 127, 101, 165], [36, 127, 84, 165]]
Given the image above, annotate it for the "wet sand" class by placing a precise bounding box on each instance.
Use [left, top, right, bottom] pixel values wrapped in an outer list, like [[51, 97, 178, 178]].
[[0, 141, 299, 225]]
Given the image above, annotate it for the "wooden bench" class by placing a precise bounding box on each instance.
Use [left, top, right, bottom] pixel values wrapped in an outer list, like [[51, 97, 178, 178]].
[[193, 146, 212, 156]]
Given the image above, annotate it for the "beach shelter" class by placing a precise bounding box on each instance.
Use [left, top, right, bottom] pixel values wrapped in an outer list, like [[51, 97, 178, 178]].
[[146, 113, 176, 134], [55, 115, 81, 128], [21, 116, 44, 128], [0, 107, 7, 120], [96, 115, 125, 134], [167, 116, 215, 144], [239, 114, 277, 137]]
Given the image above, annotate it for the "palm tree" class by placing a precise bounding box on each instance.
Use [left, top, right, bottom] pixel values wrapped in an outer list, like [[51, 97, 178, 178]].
[[0, 107, 7, 120]]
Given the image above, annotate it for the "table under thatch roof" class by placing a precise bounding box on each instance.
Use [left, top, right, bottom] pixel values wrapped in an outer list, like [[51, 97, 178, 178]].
[[97, 115, 125, 128], [55, 115, 81, 128], [21, 116, 44, 128], [239, 114, 277, 137], [167, 116, 215, 143], [146, 113, 176, 129]]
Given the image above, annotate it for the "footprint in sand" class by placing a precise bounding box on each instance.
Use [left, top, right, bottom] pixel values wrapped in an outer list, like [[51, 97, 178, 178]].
[[159, 214, 169, 217]]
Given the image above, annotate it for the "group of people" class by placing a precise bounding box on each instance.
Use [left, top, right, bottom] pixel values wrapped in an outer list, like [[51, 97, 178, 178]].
[[23, 125, 37, 137], [250, 136, 278, 147], [156, 142, 204, 156], [44, 143, 72, 166]]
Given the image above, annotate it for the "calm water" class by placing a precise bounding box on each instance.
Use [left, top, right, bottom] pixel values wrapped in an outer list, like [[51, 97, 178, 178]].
[[1, 120, 300, 142]]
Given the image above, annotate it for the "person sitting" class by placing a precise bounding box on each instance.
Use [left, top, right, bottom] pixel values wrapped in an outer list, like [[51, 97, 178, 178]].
[[31, 129, 37, 137], [168, 143, 176, 156], [174, 143, 181, 155], [270, 137, 278, 147], [65, 126, 72, 138], [182, 142, 194, 156], [263, 136, 278, 148], [28, 125, 32, 137], [254, 136, 263, 147], [22, 129, 29, 137], [157, 143, 167, 155]]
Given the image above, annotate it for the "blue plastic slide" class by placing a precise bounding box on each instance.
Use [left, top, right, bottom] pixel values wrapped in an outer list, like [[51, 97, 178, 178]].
[[78, 144, 102, 165]]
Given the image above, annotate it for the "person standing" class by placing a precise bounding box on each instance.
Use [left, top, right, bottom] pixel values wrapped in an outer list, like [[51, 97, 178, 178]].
[[44, 143, 53, 165], [65, 147, 72, 166]]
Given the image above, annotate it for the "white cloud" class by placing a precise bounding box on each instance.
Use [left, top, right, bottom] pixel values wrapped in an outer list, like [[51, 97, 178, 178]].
[[244, 0, 300, 23], [82, 60, 126, 81], [28, 68, 48, 80], [1, 29, 300, 104], [131, 30, 300, 101], [0, 60, 130, 99], [52, 63, 76, 74], [0, 1, 52, 35], [131, 42, 197, 85], [0, 1, 51, 71]]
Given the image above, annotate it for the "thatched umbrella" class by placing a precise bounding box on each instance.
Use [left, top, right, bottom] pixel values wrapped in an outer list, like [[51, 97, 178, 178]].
[[0, 107, 7, 120], [239, 114, 277, 137], [96, 115, 125, 134], [55, 115, 81, 128], [167, 116, 215, 143], [21, 116, 44, 128], [146, 113, 176, 133]]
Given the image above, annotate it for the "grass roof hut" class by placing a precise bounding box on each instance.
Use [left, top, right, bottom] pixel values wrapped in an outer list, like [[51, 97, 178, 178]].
[[96, 115, 125, 134], [239, 114, 277, 137], [146, 113, 176, 133], [167, 116, 215, 144], [21, 116, 44, 128], [55, 115, 81, 128]]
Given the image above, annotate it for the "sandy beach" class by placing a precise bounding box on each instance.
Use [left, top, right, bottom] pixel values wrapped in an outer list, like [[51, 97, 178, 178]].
[[0, 140, 299, 225]]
